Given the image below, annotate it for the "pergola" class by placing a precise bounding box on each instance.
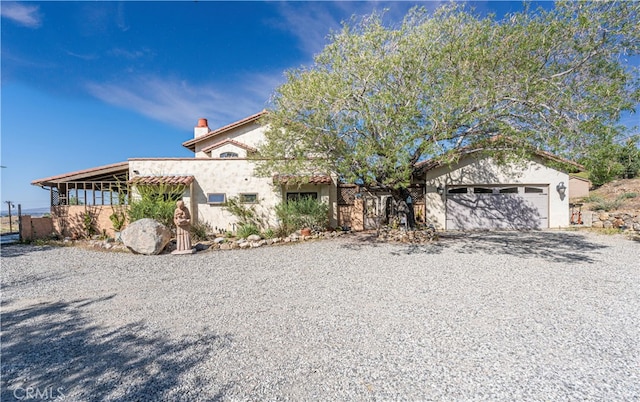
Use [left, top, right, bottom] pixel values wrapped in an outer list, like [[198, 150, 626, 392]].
[[31, 162, 130, 206]]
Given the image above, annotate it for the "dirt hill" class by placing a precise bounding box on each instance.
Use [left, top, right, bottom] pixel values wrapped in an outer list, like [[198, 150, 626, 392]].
[[577, 177, 640, 212]]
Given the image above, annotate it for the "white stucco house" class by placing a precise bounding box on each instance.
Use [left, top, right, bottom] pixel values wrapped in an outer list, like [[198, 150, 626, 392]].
[[415, 150, 581, 230], [32, 111, 583, 236]]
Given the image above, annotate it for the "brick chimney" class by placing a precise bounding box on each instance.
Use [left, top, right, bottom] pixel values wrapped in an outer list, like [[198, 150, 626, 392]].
[[194, 118, 209, 138]]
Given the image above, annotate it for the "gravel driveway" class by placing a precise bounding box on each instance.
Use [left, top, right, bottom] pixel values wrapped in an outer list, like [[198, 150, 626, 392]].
[[1, 231, 638, 401]]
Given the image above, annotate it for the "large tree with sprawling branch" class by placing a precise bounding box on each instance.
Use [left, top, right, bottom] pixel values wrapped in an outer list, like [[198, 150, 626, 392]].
[[255, 2, 639, 194]]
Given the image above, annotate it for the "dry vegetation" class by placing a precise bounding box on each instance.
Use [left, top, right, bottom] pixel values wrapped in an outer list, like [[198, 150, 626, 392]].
[[0, 216, 20, 234], [576, 178, 640, 212]]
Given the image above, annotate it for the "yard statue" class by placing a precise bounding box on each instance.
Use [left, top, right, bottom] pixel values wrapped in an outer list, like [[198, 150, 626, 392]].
[[172, 200, 195, 254]]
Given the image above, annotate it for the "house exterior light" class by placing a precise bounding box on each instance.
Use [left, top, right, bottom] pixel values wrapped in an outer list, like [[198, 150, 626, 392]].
[[556, 181, 567, 196]]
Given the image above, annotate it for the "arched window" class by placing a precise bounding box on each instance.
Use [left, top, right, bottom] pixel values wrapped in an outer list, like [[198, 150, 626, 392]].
[[219, 152, 238, 158]]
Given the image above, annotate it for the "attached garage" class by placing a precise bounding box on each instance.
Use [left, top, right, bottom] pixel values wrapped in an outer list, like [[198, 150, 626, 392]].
[[445, 185, 548, 230], [419, 153, 579, 230]]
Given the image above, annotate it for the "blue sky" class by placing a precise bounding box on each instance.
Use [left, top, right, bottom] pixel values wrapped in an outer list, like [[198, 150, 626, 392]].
[[0, 1, 635, 210]]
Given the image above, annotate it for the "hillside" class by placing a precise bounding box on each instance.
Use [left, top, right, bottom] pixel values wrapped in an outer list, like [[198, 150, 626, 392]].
[[577, 178, 640, 212]]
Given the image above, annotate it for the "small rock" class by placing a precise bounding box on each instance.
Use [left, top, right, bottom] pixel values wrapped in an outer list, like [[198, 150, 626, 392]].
[[247, 234, 262, 242], [220, 243, 233, 250], [612, 218, 625, 228], [195, 243, 211, 252], [213, 237, 225, 244], [239, 242, 251, 249], [592, 221, 604, 228], [603, 220, 613, 229]]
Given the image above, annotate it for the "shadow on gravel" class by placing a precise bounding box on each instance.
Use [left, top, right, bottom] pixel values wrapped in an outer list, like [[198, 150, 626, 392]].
[[0, 244, 56, 258], [1, 297, 233, 401], [438, 231, 607, 264], [340, 232, 446, 255], [340, 231, 608, 263]]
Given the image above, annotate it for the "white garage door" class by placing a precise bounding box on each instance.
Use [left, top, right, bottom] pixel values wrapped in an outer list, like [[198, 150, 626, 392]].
[[446, 185, 548, 230]]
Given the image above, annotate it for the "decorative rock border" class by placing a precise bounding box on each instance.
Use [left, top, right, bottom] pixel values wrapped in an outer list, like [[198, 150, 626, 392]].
[[585, 210, 640, 232]]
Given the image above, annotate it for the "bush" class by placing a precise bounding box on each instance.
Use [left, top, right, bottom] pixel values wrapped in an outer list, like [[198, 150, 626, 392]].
[[223, 196, 266, 229], [190, 221, 213, 242], [262, 228, 275, 239], [236, 224, 260, 239], [275, 197, 329, 236], [128, 198, 177, 229], [128, 183, 187, 229], [618, 192, 638, 199]]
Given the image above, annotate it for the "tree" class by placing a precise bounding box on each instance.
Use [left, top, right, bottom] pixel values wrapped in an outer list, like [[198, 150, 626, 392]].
[[255, 2, 640, 196]]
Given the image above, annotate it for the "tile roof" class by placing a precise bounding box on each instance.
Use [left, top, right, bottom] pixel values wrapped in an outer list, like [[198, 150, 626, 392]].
[[129, 175, 195, 186], [182, 110, 267, 152], [273, 174, 333, 185]]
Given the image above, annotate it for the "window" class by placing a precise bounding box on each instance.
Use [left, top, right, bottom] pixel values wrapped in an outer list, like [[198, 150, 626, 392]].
[[525, 187, 544, 194], [286, 192, 318, 201], [473, 187, 493, 194], [499, 187, 518, 194], [448, 187, 468, 194], [239, 193, 258, 203], [207, 193, 226, 204], [219, 152, 238, 158]]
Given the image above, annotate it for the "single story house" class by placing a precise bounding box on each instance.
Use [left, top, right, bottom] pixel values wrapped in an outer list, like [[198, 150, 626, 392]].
[[32, 111, 584, 236]]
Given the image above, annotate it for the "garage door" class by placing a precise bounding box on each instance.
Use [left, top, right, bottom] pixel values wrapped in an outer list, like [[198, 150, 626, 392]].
[[446, 185, 548, 230]]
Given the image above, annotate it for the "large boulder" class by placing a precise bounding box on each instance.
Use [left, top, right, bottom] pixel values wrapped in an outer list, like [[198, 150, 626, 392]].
[[121, 219, 171, 255]]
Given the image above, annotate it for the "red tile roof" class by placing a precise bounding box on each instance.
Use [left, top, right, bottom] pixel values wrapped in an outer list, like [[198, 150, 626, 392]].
[[129, 175, 194, 186], [182, 110, 267, 152], [273, 174, 333, 185]]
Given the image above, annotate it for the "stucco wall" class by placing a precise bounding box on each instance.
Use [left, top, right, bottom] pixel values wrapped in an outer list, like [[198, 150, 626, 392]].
[[19, 215, 54, 241], [129, 159, 339, 232], [569, 176, 591, 199], [194, 124, 267, 158], [129, 158, 275, 232], [424, 156, 570, 229], [51, 205, 122, 238]]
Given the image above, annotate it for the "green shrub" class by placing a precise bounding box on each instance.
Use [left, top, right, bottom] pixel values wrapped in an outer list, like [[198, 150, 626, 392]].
[[190, 221, 213, 242], [223, 196, 266, 229], [82, 211, 96, 238], [275, 197, 329, 235], [262, 228, 275, 239], [236, 224, 261, 239], [128, 183, 187, 229], [581, 194, 604, 203], [618, 192, 638, 200], [591, 199, 623, 212]]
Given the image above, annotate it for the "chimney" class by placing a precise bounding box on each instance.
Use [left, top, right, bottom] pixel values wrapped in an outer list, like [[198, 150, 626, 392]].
[[194, 118, 209, 138]]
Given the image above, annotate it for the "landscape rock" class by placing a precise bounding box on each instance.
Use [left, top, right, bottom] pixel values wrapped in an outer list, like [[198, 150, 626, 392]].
[[213, 237, 226, 244], [120, 218, 171, 255], [195, 242, 213, 252], [247, 234, 262, 242]]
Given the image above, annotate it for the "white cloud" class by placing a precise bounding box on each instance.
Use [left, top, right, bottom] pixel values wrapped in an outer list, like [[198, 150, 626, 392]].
[[1, 2, 42, 28], [270, 2, 421, 58], [85, 74, 279, 129]]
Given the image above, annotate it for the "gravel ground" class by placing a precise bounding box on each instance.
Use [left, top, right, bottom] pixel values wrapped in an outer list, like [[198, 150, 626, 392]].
[[1, 231, 638, 401]]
